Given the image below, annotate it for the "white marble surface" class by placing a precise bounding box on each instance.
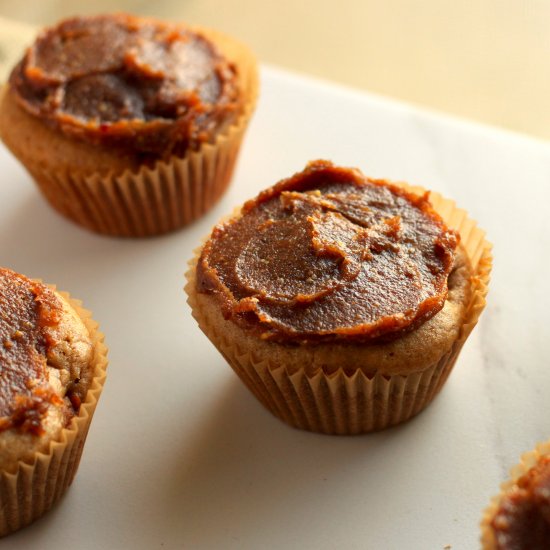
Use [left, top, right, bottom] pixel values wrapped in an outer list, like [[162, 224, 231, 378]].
[[1, 65, 549, 549]]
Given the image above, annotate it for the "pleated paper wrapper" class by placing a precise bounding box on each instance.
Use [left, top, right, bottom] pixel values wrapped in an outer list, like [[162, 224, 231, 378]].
[[480, 440, 550, 549], [185, 185, 492, 435], [1, 28, 259, 238], [0, 290, 108, 537]]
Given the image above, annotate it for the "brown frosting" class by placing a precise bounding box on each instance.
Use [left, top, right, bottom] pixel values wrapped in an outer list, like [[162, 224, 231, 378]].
[[9, 14, 241, 163], [197, 161, 459, 344], [491, 456, 550, 549], [0, 269, 67, 435]]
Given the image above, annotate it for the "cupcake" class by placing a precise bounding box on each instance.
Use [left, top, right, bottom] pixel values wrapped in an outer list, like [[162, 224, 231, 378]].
[[481, 441, 550, 548], [186, 160, 491, 434], [0, 13, 258, 237], [0, 268, 107, 536]]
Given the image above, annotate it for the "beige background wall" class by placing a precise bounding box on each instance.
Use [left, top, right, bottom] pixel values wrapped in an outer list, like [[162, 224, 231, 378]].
[[0, 0, 548, 140]]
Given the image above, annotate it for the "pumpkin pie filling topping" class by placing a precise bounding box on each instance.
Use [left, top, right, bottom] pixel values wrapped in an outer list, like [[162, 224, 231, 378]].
[[491, 456, 550, 549], [0, 269, 66, 435], [9, 13, 241, 161], [197, 161, 459, 344]]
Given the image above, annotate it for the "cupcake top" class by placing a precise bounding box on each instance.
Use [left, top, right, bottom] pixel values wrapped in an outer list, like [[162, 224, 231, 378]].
[[0, 268, 92, 468], [8, 13, 241, 162], [489, 455, 550, 548], [197, 160, 459, 344]]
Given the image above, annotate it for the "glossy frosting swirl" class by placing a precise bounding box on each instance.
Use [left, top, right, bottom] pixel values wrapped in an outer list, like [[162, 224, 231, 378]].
[[9, 14, 241, 162], [197, 161, 459, 344], [491, 456, 550, 549], [0, 269, 63, 435]]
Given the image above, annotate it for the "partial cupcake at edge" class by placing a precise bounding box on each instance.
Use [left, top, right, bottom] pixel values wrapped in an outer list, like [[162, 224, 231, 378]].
[[0, 268, 107, 537], [186, 160, 491, 435], [481, 440, 550, 549], [0, 13, 259, 237]]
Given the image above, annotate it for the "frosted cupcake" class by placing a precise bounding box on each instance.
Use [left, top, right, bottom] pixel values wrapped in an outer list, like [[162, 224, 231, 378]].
[[186, 160, 491, 434], [0, 268, 107, 536], [0, 13, 258, 237], [481, 440, 550, 548]]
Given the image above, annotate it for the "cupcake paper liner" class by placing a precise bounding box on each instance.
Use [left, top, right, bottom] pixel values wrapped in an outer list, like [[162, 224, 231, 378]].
[[186, 184, 492, 435], [2, 27, 259, 238], [0, 290, 108, 537], [480, 440, 550, 549]]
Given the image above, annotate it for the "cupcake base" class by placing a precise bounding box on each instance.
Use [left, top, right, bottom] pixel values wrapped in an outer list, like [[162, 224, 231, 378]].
[[188, 286, 465, 434], [0, 292, 108, 537], [25, 126, 247, 237]]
